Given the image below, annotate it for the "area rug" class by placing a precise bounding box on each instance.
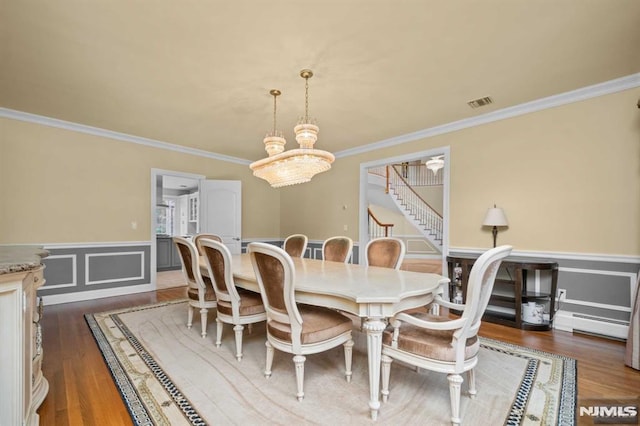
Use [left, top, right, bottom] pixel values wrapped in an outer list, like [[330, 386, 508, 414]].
[[85, 300, 576, 425]]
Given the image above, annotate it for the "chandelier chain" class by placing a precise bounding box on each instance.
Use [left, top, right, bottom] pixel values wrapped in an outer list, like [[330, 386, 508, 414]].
[[304, 76, 309, 123], [273, 93, 277, 133]]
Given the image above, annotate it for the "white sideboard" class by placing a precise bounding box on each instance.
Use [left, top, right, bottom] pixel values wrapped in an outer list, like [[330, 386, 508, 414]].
[[0, 248, 49, 425]]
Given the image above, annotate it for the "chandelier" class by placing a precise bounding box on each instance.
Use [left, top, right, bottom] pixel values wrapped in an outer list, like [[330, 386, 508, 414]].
[[250, 69, 335, 188], [425, 155, 444, 175]]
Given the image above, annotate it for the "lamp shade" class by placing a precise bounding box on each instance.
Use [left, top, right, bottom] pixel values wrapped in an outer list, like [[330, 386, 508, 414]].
[[483, 207, 508, 227]]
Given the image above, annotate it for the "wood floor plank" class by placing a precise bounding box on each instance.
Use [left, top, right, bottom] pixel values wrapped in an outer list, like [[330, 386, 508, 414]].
[[36, 287, 639, 425]]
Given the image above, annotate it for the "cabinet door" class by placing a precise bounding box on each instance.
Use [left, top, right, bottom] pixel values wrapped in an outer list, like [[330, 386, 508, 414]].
[[171, 242, 182, 267], [178, 195, 189, 235], [188, 193, 198, 222], [157, 239, 172, 270]]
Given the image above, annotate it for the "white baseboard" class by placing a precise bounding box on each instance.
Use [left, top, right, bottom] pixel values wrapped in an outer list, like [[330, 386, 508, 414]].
[[554, 310, 628, 340], [40, 283, 155, 306]]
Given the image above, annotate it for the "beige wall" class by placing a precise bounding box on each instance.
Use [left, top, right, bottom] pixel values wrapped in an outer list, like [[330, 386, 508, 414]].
[[2, 88, 639, 255], [368, 204, 418, 236], [415, 186, 443, 216], [0, 118, 281, 243], [280, 157, 361, 240], [281, 88, 640, 255]]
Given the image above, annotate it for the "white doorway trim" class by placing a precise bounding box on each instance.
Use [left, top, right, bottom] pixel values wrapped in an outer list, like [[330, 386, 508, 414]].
[[150, 168, 206, 289], [358, 146, 450, 274]]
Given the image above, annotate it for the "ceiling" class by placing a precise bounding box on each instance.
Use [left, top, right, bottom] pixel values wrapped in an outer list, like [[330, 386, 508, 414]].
[[2, 1, 639, 163]]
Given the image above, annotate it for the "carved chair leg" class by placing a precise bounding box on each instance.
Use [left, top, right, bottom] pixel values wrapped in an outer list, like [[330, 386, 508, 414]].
[[467, 369, 477, 398], [215, 318, 223, 347], [448, 373, 463, 425], [381, 354, 393, 402], [187, 305, 194, 329], [264, 341, 274, 378], [199, 308, 208, 338], [233, 324, 244, 361], [344, 339, 354, 383], [430, 302, 440, 316], [293, 354, 306, 401]]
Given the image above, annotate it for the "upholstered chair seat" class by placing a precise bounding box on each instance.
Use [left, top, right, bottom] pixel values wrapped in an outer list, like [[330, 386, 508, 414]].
[[200, 238, 266, 361], [382, 312, 479, 362], [267, 304, 353, 344], [187, 285, 216, 302], [248, 242, 354, 401], [381, 245, 512, 426], [322, 236, 353, 263], [215, 290, 265, 317]]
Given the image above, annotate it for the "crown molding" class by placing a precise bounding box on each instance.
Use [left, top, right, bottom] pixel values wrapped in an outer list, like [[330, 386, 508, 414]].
[[0, 108, 251, 166], [2, 73, 638, 164], [334, 73, 640, 159]]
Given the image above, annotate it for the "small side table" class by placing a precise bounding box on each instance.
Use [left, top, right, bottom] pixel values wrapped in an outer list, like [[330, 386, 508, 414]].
[[447, 254, 558, 330]]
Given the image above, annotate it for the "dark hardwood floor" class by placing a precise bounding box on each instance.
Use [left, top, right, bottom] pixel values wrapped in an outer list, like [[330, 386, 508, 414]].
[[37, 287, 639, 425]]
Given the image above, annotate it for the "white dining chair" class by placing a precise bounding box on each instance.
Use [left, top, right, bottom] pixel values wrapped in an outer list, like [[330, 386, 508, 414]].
[[172, 237, 217, 338], [200, 238, 266, 361], [380, 245, 512, 425], [248, 242, 354, 401]]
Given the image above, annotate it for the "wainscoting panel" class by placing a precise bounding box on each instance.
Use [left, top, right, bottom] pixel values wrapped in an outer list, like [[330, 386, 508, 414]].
[[44, 239, 365, 306], [42, 254, 77, 289], [40, 242, 152, 305], [86, 251, 145, 285], [306, 240, 360, 263], [558, 267, 635, 321], [241, 239, 360, 263], [451, 248, 640, 339]]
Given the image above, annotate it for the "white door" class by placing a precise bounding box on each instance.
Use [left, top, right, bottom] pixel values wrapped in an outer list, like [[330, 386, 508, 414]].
[[178, 195, 189, 236], [199, 180, 242, 254]]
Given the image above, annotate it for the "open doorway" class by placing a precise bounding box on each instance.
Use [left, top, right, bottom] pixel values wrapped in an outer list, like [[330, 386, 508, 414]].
[[150, 169, 205, 289], [358, 147, 450, 275]]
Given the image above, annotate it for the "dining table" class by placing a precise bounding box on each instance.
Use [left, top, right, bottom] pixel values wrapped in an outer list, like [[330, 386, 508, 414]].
[[200, 253, 449, 420]]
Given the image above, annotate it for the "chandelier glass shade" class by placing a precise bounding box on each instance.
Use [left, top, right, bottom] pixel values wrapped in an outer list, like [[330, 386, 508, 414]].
[[250, 70, 335, 188], [426, 155, 444, 175]]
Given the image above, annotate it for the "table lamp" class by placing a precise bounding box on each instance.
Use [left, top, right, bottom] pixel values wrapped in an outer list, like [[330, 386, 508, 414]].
[[483, 204, 508, 247]]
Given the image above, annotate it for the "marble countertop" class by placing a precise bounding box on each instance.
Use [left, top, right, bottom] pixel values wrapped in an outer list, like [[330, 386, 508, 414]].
[[0, 245, 49, 275]]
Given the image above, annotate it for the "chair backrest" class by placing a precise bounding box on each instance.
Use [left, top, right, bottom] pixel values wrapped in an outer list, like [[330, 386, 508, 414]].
[[322, 236, 353, 263], [199, 238, 240, 310], [248, 242, 304, 350], [365, 237, 406, 270], [283, 234, 308, 258], [458, 245, 513, 339], [172, 236, 204, 291], [193, 233, 223, 255]]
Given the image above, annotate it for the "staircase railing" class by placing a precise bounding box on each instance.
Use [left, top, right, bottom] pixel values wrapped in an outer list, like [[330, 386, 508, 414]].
[[386, 165, 443, 243], [368, 208, 394, 237], [369, 164, 442, 187]]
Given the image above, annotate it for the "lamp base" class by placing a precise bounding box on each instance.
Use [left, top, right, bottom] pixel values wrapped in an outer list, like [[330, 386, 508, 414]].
[[492, 226, 498, 248]]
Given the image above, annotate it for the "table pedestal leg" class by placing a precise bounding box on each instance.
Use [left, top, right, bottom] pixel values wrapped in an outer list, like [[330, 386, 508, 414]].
[[363, 317, 386, 420]]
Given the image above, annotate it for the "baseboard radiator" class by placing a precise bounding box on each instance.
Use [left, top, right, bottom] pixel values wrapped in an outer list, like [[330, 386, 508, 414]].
[[554, 310, 629, 340]]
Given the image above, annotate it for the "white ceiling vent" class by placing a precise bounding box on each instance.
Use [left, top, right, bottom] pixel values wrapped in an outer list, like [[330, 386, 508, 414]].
[[467, 96, 493, 109]]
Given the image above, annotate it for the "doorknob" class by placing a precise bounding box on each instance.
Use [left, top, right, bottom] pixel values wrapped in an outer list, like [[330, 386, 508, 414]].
[[233, 237, 240, 241]]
